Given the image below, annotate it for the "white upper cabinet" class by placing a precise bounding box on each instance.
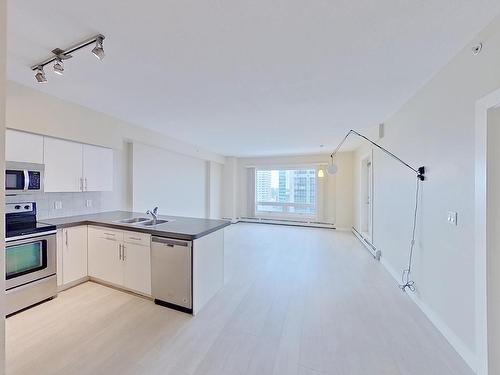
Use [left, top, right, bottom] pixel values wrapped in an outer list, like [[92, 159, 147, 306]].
[[6, 130, 114, 193], [6, 129, 44, 164], [83, 144, 113, 192], [44, 137, 83, 192]]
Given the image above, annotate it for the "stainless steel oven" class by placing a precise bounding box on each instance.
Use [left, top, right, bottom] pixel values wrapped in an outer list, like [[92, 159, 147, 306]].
[[6, 232, 56, 290], [5, 202, 57, 316], [5, 161, 44, 194]]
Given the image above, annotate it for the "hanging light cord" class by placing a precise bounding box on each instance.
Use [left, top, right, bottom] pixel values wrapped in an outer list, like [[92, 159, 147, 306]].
[[400, 176, 421, 292]]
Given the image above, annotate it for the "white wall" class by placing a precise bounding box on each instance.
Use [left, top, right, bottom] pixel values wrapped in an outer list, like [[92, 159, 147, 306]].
[[5, 83, 226, 219], [352, 13, 500, 371], [486, 107, 500, 374], [6, 81, 224, 164], [0, 0, 6, 372], [222, 152, 353, 228], [132, 142, 222, 218], [333, 152, 354, 229], [222, 157, 238, 220], [208, 161, 222, 219]]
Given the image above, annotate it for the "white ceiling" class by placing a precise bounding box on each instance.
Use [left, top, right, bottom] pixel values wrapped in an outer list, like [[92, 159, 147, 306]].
[[7, 0, 500, 157]]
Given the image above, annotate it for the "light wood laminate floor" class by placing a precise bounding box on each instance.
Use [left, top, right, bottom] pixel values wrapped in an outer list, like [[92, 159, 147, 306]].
[[6, 223, 472, 375]]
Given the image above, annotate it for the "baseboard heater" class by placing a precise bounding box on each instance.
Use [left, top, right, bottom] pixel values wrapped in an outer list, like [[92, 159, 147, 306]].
[[238, 217, 336, 229], [351, 227, 381, 260]]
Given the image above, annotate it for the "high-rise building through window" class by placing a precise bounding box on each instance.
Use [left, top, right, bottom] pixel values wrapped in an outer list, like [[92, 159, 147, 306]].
[[255, 168, 317, 216]]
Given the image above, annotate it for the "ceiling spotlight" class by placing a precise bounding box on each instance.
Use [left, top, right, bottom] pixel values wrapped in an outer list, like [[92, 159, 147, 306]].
[[53, 58, 64, 75], [92, 36, 105, 60], [34, 66, 47, 83], [31, 34, 105, 83]]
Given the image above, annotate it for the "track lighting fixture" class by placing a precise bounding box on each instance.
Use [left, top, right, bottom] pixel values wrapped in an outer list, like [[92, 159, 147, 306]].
[[34, 66, 47, 83], [92, 36, 105, 60], [53, 57, 64, 75], [31, 34, 105, 83]]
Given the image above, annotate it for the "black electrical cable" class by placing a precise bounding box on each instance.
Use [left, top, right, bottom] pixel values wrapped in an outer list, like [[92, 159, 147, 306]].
[[330, 129, 425, 293], [400, 176, 421, 292]]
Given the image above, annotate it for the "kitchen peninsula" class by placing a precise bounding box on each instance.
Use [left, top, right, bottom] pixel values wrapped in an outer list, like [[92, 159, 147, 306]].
[[41, 211, 230, 315]]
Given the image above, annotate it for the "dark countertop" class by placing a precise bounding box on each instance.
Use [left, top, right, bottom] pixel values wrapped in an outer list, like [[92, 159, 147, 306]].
[[39, 211, 231, 241]]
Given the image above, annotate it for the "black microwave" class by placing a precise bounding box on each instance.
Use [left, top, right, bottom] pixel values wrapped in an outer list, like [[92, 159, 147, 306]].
[[5, 162, 44, 194]]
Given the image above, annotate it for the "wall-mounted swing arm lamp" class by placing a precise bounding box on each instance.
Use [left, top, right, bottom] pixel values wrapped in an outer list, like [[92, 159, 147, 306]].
[[328, 129, 425, 180], [328, 129, 426, 293], [31, 34, 105, 83]]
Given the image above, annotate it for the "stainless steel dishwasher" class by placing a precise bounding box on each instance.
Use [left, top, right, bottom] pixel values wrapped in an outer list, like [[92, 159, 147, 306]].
[[151, 236, 193, 313]]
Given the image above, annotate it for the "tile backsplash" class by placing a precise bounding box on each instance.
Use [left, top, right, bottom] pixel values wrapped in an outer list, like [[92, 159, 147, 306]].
[[6, 191, 117, 220]]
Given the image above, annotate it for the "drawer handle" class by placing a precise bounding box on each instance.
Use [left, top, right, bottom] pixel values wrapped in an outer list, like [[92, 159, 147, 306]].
[[129, 237, 142, 241], [103, 233, 116, 236]]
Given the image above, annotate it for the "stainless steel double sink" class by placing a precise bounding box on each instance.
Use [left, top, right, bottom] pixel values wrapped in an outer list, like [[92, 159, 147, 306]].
[[115, 217, 170, 226]]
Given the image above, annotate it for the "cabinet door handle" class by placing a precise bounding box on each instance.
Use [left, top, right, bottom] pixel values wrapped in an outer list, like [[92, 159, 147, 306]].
[[80, 178, 84, 192], [118, 244, 122, 260], [84, 178, 88, 191], [122, 245, 126, 261], [65, 230, 68, 247]]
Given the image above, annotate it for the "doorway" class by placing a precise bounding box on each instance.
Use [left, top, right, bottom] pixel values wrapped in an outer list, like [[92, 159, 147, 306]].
[[475, 89, 500, 375], [359, 153, 373, 242]]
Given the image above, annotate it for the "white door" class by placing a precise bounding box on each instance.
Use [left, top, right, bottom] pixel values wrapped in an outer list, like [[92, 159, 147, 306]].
[[83, 144, 113, 192], [123, 242, 151, 295], [6, 129, 44, 163], [88, 229, 123, 285], [62, 226, 88, 284], [44, 137, 83, 192], [366, 160, 373, 238]]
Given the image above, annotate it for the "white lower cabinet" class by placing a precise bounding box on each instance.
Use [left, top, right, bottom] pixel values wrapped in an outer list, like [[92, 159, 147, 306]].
[[123, 242, 152, 295], [59, 226, 88, 285], [88, 226, 151, 295], [88, 228, 124, 286]]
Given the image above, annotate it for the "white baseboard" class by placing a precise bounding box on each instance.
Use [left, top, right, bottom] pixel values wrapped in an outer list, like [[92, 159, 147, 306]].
[[380, 257, 477, 373], [58, 276, 89, 292]]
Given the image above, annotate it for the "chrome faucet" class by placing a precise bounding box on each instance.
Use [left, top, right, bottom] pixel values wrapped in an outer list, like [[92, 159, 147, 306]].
[[146, 206, 159, 225]]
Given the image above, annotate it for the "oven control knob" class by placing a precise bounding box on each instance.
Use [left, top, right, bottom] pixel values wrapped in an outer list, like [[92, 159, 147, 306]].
[[24, 205, 30, 210], [14, 205, 21, 210]]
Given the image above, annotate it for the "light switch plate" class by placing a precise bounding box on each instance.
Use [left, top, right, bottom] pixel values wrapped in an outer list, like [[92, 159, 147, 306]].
[[447, 211, 458, 226], [54, 201, 62, 210], [85, 199, 92, 208]]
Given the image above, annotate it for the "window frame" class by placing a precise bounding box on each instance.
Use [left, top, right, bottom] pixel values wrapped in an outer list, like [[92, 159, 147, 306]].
[[254, 166, 319, 220]]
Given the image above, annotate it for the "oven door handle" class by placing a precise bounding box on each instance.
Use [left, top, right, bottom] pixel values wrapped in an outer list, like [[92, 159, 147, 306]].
[[23, 169, 29, 191], [6, 230, 57, 243]]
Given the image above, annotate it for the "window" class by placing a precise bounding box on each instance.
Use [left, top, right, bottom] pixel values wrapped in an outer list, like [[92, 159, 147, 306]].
[[255, 168, 317, 217]]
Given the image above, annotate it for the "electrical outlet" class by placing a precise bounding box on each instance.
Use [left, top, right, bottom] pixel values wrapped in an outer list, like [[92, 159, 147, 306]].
[[85, 199, 92, 208], [54, 201, 63, 210], [447, 211, 458, 226]]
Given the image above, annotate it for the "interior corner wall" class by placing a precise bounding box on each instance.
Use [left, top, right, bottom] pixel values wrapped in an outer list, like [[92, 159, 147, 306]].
[[352, 12, 500, 371], [221, 157, 238, 220], [333, 152, 354, 229], [208, 161, 223, 219]]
